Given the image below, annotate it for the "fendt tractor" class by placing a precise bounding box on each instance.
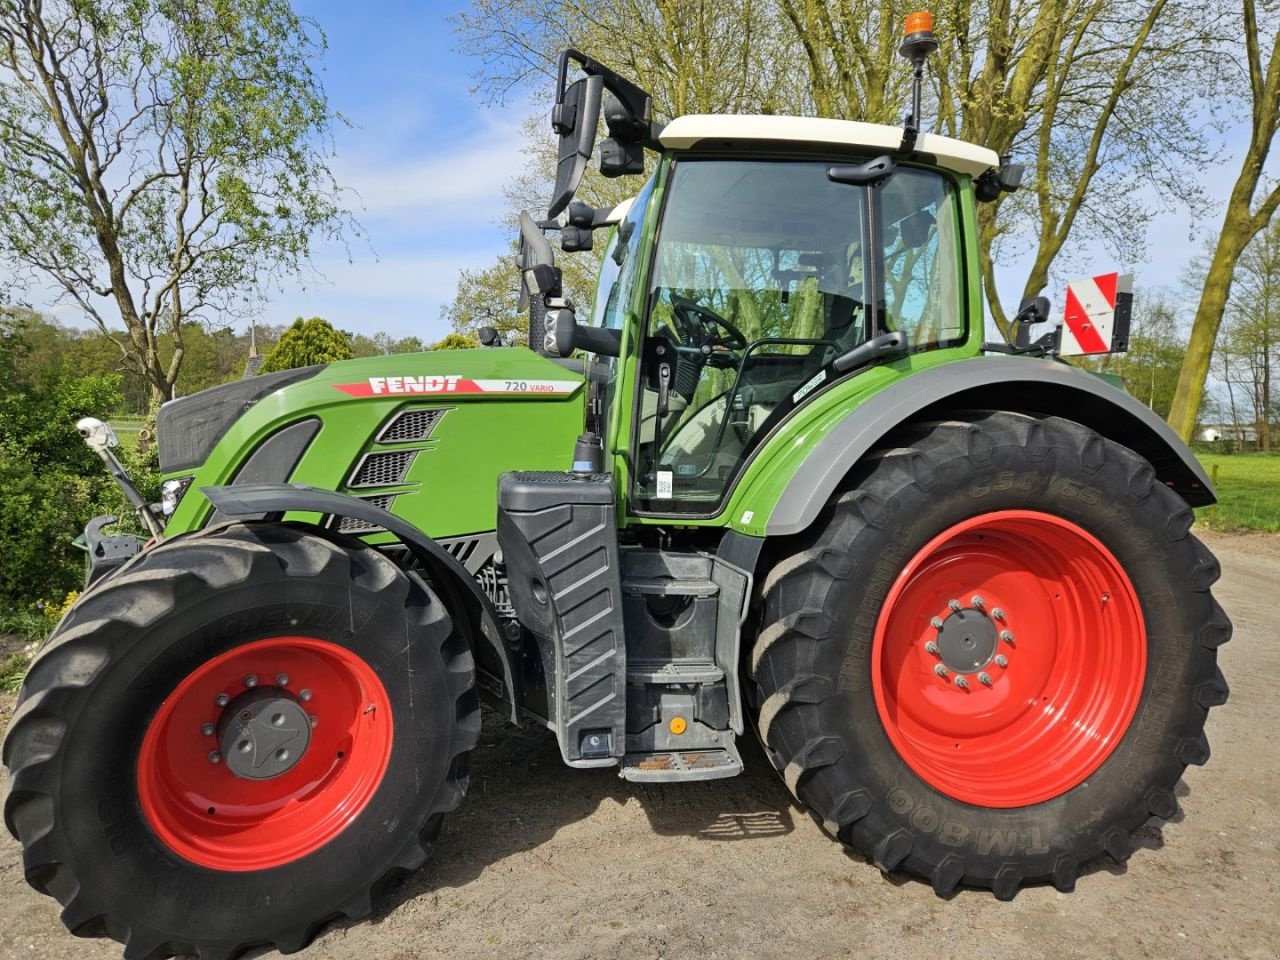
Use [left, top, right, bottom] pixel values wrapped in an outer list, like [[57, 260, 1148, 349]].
[[4, 15, 1230, 960]]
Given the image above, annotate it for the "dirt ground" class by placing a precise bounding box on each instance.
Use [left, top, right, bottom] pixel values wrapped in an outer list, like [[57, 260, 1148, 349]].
[[2, 529, 1277, 960]]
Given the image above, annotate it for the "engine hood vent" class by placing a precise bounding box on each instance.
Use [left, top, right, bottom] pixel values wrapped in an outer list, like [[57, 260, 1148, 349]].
[[376, 407, 448, 443]]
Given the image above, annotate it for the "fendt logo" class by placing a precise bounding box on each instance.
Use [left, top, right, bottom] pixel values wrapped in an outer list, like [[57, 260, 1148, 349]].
[[333, 376, 581, 398]]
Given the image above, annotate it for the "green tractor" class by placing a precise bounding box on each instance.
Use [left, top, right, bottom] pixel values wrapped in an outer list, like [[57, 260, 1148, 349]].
[[4, 22, 1229, 960]]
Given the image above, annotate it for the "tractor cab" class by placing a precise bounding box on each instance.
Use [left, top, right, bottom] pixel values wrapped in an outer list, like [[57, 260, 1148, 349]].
[[521, 48, 1004, 519]]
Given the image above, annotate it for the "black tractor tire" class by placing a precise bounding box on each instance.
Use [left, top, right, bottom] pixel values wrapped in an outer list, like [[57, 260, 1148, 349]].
[[3, 521, 480, 959], [750, 411, 1230, 898]]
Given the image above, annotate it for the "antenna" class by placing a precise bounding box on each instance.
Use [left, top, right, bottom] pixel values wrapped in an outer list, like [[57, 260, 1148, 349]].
[[898, 10, 939, 154]]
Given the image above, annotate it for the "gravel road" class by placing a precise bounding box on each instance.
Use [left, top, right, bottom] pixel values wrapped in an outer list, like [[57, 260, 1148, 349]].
[[2, 528, 1276, 960]]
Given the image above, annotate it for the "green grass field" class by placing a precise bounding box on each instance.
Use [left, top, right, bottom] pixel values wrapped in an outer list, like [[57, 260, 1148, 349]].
[[1194, 451, 1280, 533]]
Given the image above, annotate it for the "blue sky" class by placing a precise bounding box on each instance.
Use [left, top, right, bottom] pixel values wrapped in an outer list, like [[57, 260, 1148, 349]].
[[274, 0, 529, 341], [7, 1, 1272, 344]]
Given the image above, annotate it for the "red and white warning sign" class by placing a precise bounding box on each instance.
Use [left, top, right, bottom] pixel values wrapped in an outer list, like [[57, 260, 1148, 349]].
[[333, 376, 581, 397], [1058, 272, 1133, 357]]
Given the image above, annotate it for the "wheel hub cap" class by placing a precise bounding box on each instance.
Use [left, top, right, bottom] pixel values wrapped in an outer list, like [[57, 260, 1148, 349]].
[[935, 608, 997, 674], [136, 635, 393, 871], [870, 510, 1146, 808], [219, 689, 312, 780]]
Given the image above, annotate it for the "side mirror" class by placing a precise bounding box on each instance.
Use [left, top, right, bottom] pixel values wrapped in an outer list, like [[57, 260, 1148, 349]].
[[1014, 296, 1051, 326], [548, 75, 603, 219], [543, 306, 623, 358]]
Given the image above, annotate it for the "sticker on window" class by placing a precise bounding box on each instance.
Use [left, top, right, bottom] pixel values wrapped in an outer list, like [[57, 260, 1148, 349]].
[[656, 470, 673, 499], [791, 369, 828, 404]]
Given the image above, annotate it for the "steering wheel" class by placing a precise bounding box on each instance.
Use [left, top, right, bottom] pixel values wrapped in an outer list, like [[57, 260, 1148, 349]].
[[670, 295, 749, 362]]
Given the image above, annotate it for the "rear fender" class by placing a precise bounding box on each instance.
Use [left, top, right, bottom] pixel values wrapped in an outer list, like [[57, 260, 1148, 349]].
[[764, 357, 1213, 536], [203, 483, 519, 723]]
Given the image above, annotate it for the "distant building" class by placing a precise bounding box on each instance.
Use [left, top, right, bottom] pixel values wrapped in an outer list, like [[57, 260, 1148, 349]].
[[1199, 424, 1259, 443]]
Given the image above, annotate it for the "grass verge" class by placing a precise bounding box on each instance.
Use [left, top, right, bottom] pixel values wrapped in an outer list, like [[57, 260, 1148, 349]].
[[1194, 451, 1280, 533]]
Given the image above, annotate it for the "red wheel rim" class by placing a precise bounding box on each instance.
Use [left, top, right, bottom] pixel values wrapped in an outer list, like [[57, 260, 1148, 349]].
[[137, 637, 393, 871], [872, 511, 1146, 808]]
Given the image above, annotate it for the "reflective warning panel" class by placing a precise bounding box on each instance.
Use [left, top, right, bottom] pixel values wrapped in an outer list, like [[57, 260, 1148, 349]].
[[1058, 273, 1133, 357]]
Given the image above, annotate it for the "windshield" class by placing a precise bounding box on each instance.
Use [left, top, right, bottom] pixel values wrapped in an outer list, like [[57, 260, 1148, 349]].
[[588, 178, 653, 437], [632, 159, 963, 514]]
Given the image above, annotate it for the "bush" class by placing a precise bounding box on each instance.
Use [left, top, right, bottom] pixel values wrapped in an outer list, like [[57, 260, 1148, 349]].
[[0, 453, 88, 611]]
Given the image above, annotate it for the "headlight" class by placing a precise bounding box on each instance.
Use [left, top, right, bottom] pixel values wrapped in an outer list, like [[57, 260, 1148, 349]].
[[160, 477, 194, 516]]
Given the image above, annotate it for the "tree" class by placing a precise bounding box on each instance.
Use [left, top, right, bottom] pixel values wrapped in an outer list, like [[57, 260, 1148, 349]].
[[1, 309, 126, 609], [777, 0, 1223, 334], [0, 0, 350, 405], [1214, 217, 1280, 449], [261, 317, 352, 372], [454, 0, 1224, 340], [442, 254, 528, 345], [348, 332, 428, 357], [430, 332, 479, 351], [1169, 0, 1280, 441], [1093, 294, 1186, 419]]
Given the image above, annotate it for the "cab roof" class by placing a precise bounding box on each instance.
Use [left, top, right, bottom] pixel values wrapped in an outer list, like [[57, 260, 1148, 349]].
[[658, 115, 999, 179]]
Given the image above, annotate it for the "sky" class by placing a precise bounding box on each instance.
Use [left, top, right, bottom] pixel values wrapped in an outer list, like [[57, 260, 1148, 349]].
[[3, 1, 1273, 345]]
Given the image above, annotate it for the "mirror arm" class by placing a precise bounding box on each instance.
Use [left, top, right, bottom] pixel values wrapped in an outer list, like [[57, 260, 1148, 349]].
[[558, 48, 661, 149]]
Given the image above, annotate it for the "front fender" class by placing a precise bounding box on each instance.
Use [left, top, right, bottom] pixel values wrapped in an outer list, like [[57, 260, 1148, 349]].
[[759, 357, 1213, 536], [203, 483, 519, 723]]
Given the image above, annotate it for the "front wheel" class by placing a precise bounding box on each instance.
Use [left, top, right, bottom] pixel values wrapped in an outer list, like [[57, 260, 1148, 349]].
[[3, 522, 480, 959], [751, 411, 1230, 898]]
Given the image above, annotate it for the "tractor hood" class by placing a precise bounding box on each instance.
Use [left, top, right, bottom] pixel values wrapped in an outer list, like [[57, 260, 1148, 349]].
[[159, 349, 584, 474], [157, 348, 588, 541]]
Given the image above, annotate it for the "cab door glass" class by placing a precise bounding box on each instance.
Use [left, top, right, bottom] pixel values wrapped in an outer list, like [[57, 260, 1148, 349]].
[[632, 159, 871, 513], [631, 159, 962, 515], [880, 168, 963, 348]]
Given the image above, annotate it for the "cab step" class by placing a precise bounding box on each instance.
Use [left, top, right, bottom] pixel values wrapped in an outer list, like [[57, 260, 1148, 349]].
[[620, 740, 744, 782], [626, 659, 724, 684]]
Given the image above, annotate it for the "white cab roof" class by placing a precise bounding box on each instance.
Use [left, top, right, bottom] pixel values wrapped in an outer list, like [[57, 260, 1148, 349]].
[[659, 115, 999, 179]]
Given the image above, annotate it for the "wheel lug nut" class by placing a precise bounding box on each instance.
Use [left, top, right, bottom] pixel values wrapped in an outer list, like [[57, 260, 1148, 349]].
[[992, 608, 1005, 621], [1000, 630, 1015, 644], [243, 675, 257, 688], [930, 616, 944, 629], [299, 688, 313, 702], [924, 641, 940, 656], [201, 722, 215, 737], [995, 654, 1009, 668], [978, 672, 993, 686], [207, 751, 222, 764], [948, 599, 962, 612], [954, 675, 969, 689], [934, 664, 949, 678], [214, 693, 229, 707], [276, 673, 289, 686], [971, 595, 985, 609]]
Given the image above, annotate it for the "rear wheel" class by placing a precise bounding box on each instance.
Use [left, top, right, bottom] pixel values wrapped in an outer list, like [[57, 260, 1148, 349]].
[[751, 412, 1230, 898], [3, 522, 480, 959]]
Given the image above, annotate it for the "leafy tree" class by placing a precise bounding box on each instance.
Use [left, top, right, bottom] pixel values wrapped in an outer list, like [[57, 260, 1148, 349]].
[[442, 254, 528, 345], [0, 310, 126, 609], [454, 0, 1225, 340], [1169, 0, 1280, 441], [430, 332, 479, 350], [348, 332, 428, 357], [261, 316, 353, 372], [1213, 217, 1280, 449], [1092, 295, 1186, 419], [0, 0, 350, 405]]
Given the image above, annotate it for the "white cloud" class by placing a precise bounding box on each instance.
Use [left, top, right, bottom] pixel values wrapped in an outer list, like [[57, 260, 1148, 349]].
[[334, 111, 531, 232]]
